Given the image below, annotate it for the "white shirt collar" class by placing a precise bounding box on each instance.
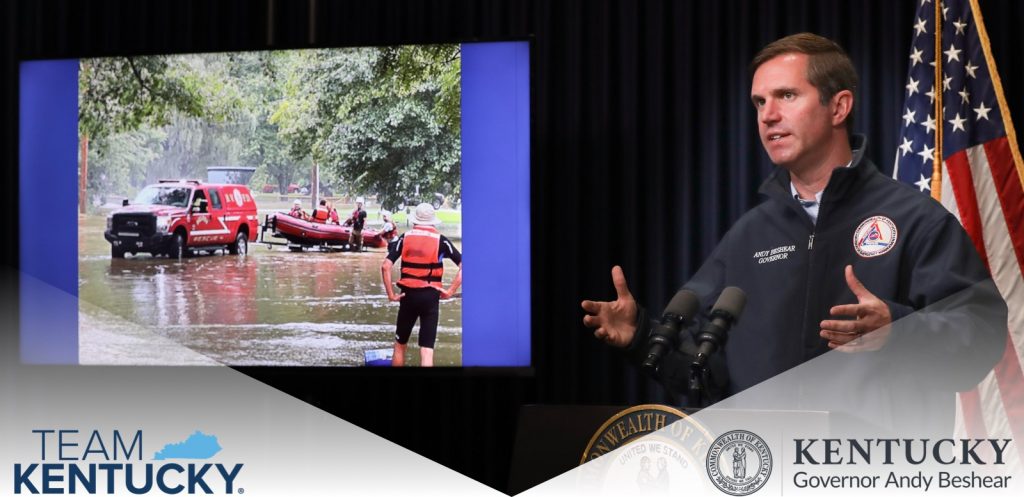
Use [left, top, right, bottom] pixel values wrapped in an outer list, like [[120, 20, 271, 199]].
[[789, 161, 852, 224]]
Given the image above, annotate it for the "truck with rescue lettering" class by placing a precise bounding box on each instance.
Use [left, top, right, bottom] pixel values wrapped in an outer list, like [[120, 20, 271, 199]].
[[104, 180, 259, 259]]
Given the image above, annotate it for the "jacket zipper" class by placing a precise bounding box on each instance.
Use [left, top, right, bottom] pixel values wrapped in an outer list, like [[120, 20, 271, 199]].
[[800, 227, 817, 358]]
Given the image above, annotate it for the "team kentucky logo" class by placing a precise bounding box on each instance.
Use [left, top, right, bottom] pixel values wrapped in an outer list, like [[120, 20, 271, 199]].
[[706, 430, 772, 495], [853, 215, 898, 258]]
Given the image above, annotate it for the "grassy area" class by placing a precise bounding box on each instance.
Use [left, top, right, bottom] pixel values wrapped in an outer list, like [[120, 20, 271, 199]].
[[391, 209, 461, 224]]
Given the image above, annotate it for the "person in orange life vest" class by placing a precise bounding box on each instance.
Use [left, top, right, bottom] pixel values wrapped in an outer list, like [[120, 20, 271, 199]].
[[380, 213, 398, 242], [380, 203, 462, 367], [289, 199, 311, 221], [345, 197, 368, 252], [327, 200, 340, 225], [312, 199, 330, 223]]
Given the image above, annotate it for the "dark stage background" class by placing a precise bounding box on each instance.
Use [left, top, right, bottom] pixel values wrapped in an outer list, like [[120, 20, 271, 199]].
[[3, 0, 1024, 492]]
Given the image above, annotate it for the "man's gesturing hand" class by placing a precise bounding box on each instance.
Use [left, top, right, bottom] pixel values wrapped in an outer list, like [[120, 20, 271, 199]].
[[581, 265, 639, 348], [819, 264, 892, 351]]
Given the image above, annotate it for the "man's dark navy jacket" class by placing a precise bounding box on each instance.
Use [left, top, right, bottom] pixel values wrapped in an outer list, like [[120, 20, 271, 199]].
[[629, 136, 1007, 431]]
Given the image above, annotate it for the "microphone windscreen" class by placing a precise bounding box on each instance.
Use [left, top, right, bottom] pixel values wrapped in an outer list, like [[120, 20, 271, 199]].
[[713, 286, 747, 319], [665, 289, 701, 320]]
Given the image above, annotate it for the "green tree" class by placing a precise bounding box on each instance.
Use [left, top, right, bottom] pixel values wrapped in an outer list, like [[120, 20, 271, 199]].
[[275, 45, 461, 210], [377, 45, 461, 131], [79, 56, 208, 140], [85, 126, 166, 205], [237, 51, 305, 196], [144, 115, 251, 183], [79, 54, 249, 211]]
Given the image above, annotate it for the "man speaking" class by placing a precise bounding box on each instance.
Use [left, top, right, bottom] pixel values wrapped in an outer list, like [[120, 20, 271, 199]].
[[582, 33, 1006, 430]]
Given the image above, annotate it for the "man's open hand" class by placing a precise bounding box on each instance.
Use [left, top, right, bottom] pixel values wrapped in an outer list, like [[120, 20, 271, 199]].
[[820, 265, 892, 351], [581, 266, 639, 348]]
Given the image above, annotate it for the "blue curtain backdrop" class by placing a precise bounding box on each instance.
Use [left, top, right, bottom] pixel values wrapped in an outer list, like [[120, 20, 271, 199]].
[[3, 0, 1024, 492]]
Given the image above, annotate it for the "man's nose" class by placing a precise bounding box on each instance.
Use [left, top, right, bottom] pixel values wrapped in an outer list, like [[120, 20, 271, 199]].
[[760, 99, 780, 124]]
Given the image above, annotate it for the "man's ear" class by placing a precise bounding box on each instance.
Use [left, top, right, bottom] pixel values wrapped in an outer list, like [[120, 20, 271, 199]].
[[831, 89, 854, 127]]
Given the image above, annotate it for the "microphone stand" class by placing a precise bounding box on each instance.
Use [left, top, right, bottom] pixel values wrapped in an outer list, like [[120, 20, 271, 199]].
[[682, 287, 745, 409], [687, 357, 711, 408], [642, 320, 690, 408]]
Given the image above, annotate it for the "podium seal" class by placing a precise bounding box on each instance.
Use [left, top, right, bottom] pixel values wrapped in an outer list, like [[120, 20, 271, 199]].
[[706, 430, 772, 495], [577, 405, 715, 493]]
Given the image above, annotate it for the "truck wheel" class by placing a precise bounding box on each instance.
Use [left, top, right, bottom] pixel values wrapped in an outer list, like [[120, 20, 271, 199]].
[[168, 233, 186, 260], [111, 245, 125, 259], [229, 231, 248, 255]]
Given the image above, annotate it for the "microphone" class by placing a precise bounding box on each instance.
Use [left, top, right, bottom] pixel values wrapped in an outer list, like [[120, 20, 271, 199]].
[[642, 289, 700, 373], [693, 287, 746, 368]]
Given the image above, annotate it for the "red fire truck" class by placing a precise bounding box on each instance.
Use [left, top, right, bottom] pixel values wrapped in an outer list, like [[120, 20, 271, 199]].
[[105, 180, 259, 259]]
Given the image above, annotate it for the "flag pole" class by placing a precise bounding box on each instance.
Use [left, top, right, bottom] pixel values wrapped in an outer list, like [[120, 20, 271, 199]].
[[931, 0, 943, 200]]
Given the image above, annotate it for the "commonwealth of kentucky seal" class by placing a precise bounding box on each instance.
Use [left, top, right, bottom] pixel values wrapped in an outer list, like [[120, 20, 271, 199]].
[[706, 430, 772, 495], [853, 215, 898, 258], [577, 405, 716, 494]]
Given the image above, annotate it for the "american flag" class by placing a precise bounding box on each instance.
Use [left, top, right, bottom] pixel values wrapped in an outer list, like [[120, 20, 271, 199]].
[[894, 0, 1024, 461]]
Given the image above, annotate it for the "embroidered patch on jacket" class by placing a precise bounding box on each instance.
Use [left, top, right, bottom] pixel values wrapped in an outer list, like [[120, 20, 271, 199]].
[[853, 216, 898, 257], [751, 244, 796, 265]]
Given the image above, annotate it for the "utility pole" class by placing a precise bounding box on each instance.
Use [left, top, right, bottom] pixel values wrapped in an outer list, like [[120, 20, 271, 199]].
[[311, 161, 319, 208], [79, 135, 89, 214]]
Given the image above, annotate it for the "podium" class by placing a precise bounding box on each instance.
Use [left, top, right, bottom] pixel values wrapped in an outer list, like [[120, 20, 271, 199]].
[[507, 404, 834, 494], [507, 404, 699, 494]]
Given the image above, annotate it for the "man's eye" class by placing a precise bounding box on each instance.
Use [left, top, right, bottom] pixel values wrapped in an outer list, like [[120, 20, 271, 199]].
[[783, 92, 795, 100]]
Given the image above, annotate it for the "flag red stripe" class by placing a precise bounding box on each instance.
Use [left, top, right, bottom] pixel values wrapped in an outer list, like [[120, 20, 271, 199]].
[[958, 388, 990, 438], [944, 149, 995, 441], [944, 150, 991, 268], [977, 137, 1024, 458], [982, 138, 1024, 277], [994, 334, 1024, 446]]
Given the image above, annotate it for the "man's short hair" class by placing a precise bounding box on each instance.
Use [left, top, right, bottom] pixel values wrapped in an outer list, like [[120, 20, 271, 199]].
[[750, 33, 858, 129], [319, 199, 327, 206]]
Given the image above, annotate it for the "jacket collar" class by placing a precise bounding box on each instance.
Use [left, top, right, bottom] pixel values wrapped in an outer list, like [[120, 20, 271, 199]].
[[759, 134, 876, 204]]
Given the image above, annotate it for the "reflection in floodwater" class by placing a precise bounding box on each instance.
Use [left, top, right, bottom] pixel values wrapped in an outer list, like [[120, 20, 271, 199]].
[[78, 215, 462, 366]]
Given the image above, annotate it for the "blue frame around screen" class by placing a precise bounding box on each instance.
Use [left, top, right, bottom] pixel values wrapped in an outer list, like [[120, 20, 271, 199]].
[[461, 41, 531, 366], [19, 42, 531, 367], [20, 59, 80, 364]]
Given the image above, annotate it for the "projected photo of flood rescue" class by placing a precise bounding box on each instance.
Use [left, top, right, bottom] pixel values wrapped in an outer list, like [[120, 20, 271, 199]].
[[77, 45, 464, 367]]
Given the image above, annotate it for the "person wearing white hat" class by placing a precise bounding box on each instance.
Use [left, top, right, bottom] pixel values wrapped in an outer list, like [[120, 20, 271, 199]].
[[381, 203, 463, 367], [344, 196, 368, 251], [288, 199, 310, 221]]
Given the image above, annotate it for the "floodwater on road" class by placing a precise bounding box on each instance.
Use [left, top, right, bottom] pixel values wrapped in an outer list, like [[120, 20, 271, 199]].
[[78, 215, 462, 366]]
